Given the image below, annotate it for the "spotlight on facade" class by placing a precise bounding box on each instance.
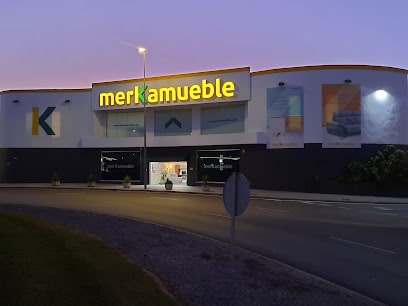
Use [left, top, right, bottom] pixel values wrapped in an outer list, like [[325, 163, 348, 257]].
[[12, 100, 19, 103], [278, 82, 285, 87], [374, 89, 388, 101], [344, 79, 352, 84], [64, 100, 71, 103]]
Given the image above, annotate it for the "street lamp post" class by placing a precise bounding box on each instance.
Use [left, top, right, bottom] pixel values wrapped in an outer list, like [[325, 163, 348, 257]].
[[138, 47, 147, 189]]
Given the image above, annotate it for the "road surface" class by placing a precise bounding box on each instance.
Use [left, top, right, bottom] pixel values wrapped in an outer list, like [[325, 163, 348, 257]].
[[0, 188, 406, 305]]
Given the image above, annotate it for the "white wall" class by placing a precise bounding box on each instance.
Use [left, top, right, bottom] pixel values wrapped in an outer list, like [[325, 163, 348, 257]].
[[0, 95, 3, 147], [84, 67, 258, 148], [250, 67, 408, 145], [0, 90, 92, 148], [1, 66, 407, 149], [82, 102, 263, 148]]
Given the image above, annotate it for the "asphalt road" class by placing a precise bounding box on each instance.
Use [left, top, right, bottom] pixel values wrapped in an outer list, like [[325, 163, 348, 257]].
[[0, 188, 407, 306]]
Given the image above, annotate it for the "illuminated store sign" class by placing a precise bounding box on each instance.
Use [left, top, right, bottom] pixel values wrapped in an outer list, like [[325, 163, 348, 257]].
[[99, 78, 235, 107]]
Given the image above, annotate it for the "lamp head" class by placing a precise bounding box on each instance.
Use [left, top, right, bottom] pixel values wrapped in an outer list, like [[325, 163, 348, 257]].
[[138, 47, 147, 54]]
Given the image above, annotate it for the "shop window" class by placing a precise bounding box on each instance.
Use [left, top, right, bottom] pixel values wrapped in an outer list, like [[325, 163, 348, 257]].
[[154, 109, 192, 136], [197, 149, 240, 183], [107, 112, 144, 137], [201, 104, 245, 135], [100, 151, 141, 181]]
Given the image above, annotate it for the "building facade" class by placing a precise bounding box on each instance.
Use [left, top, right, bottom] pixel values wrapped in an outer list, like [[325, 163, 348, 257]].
[[1, 65, 407, 192]]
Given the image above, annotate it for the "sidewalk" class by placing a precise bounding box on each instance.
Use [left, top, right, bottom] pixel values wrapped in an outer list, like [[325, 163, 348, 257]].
[[1, 182, 407, 204]]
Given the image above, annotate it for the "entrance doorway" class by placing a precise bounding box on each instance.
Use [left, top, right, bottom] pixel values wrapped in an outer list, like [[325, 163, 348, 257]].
[[149, 161, 187, 186]]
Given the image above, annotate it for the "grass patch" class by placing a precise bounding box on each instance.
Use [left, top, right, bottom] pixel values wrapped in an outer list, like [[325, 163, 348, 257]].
[[0, 211, 177, 306]]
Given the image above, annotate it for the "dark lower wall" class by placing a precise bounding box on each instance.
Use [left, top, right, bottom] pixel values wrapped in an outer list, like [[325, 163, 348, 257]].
[[3, 144, 398, 193], [0, 149, 7, 182], [240, 143, 396, 191], [184, 143, 396, 192], [5, 148, 101, 183]]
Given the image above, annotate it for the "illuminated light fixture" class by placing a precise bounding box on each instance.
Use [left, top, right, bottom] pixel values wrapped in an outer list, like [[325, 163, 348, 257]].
[[278, 82, 285, 87], [138, 46, 147, 189], [219, 155, 224, 171], [374, 89, 388, 101], [64, 99, 71, 103], [344, 79, 352, 84], [12, 100, 19, 103]]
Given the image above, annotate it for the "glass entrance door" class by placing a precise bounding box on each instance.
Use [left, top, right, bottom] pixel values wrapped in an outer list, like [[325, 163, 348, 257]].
[[149, 161, 187, 185]]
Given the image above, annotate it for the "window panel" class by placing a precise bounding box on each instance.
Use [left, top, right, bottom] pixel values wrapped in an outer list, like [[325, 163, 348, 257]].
[[154, 109, 192, 136], [201, 104, 245, 135], [107, 112, 144, 137]]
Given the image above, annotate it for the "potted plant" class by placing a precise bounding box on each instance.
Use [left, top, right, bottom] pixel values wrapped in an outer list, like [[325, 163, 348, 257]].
[[51, 171, 60, 186], [160, 171, 167, 184], [165, 178, 173, 190], [201, 175, 210, 191], [123, 175, 131, 188], [87, 173, 96, 187]]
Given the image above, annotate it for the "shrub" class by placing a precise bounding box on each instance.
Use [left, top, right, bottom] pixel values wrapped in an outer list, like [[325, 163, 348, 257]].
[[51, 171, 60, 182], [345, 161, 368, 183], [87, 173, 96, 182], [201, 175, 209, 184], [342, 145, 408, 185]]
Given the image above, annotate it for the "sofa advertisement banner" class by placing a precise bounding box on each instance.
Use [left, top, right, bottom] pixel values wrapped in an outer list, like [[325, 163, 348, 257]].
[[266, 86, 304, 149], [322, 84, 361, 148]]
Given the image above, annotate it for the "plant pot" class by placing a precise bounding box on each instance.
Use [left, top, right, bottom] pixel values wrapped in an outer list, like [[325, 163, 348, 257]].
[[165, 183, 173, 190], [88, 181, 96, 187], [123, 182, 131, 188], [201, 184, 210, 191], [51, 180, 60, 186]]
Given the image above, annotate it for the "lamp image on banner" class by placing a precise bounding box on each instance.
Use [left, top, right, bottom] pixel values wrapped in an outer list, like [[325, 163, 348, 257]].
[[322, 84, 361, 148]]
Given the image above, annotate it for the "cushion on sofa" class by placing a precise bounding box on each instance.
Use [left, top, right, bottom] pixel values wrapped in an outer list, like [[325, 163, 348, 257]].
[[332, 111, 360, 125], [327, 110, 361, 137], [343, 124, 360, 135], [326, 122, 346, 137]]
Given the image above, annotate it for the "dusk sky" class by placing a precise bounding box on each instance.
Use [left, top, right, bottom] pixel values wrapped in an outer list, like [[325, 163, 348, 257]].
[[1, 0, 407, 91]]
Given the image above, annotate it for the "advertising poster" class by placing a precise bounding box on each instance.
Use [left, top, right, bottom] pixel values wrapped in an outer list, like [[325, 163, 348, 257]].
[[322, 84, 361, 148], [266, 86, 304, 149]]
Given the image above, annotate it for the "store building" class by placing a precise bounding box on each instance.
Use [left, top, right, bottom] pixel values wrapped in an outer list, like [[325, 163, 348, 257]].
[[0, 65, 407, 192]]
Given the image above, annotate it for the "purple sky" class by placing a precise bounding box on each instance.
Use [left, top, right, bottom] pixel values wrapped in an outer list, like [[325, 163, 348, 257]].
[[1, 0, 407, 91]]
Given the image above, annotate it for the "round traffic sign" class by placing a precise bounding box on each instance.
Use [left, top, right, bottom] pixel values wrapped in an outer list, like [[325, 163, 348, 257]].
[[223, 172, 250, 216]]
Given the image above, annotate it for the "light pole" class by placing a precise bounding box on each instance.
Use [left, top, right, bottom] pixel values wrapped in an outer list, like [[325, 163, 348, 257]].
[[138, 47, 147, 189]]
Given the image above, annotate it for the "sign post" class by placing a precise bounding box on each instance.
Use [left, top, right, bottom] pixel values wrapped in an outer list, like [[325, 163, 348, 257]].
[[223, 172, 250, 244]]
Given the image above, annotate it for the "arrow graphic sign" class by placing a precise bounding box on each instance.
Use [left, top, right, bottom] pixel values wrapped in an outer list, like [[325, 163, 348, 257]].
[[165, 117, 182, 129]]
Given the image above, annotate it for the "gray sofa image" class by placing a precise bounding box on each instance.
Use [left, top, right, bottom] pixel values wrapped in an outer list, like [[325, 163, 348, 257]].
[[326, 111, 361, 137]]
